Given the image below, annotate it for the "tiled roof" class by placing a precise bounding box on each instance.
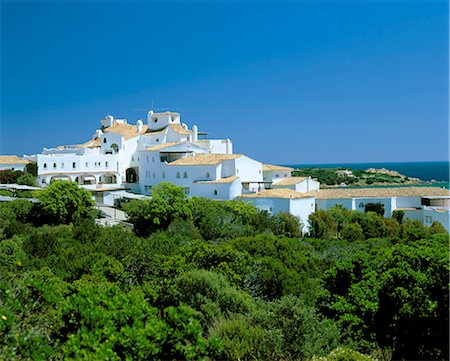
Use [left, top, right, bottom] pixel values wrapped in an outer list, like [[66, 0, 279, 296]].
[[168, 154, 242, 166], [316, 187, 450, 199], [104, 123, 148, 140], [0, 155, 31, 164], [195, 176, 240, 184], [144, 142, 184, 152], [272, 177, 308, 186], [78, 137, 101, 148], [240, 189, 316, 199], [169, 123, 191, 135], [262, 164, 294, 171]]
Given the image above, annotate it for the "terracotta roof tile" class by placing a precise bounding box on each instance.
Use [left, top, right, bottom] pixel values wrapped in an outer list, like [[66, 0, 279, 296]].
[[168, 154, 242, 166], [272, 177, 308, 186], [0, 155, 31, 164], [240, 189, 316, 199], [195, 176, 240, 184], [262, 164, 294, 171]]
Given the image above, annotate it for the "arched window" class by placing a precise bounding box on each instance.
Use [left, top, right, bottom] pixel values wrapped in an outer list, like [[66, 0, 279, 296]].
[[53, 163, 56, 168], [103, 138, 107, 143], [214, 190, 218, 195], [43, 163, 47, 169], [176, 172, 180, 178], [183, 172, 188, 178], [111, 143, 119, 153], [206, 172, 210, 178], [162, 172, 165, 179], [126, 168, 138, 183]]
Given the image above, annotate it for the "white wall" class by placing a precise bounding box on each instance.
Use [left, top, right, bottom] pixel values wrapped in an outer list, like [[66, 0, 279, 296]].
[[233, 156, 263, 183], [0, 163, 28, 172], [353, 197, 395, 217], [316, 198, 355, 211], [191, 179, 242, 200], [423, 207, 449, 231], [289, 197, 316, 233], [396, 196, 422, 209]]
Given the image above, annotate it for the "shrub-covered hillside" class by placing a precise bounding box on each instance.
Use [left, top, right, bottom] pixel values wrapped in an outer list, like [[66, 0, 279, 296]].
[[0, 181, 448, 360]]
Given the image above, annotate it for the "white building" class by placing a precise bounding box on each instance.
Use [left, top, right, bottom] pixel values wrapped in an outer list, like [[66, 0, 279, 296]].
[[33, 108, 449, 233], [316, 187, 450, 232], [0, 155, 31, 172], [239, 188, 316, 233]]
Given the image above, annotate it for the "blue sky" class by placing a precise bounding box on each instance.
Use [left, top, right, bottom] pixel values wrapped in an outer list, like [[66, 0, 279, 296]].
[[1, 0, 448, 164]]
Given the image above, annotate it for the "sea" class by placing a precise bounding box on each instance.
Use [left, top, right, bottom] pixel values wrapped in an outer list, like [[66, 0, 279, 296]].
[[283, 161, 450, 189]]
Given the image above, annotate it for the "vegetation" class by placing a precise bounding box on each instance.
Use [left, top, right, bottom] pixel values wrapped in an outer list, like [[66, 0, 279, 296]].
[[292, 167, 415, 186], [0, 181, 448, 360], [0, 164, 38, 186]]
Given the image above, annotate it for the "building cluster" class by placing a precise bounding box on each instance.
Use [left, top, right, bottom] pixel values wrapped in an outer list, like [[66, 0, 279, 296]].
[[1, 110, 449, 232]]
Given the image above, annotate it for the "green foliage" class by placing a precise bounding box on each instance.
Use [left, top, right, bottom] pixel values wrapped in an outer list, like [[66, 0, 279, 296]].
[[124, 182, 192, 236], [311, 347, 377, 361], [25, 162, 38, 176], [17, 173, 37, 187], [169, 269, 254, 327], [0, 169, 24, 184], [37, 180, 95, 224], [428, 221, 447, 234], [251, 296, 340, 360], [364, 203, 385, 216], [273, 211, 302, 238], [391, 210, 404, 223], [340, 223, 364, 242], [0, 192, 447, 360]]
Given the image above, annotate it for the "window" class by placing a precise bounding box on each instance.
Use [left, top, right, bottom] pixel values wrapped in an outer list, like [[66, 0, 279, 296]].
[[425, 216, 432, 224], [214, 190, 218, 195], [156, 138, 159, 142], [105, 161, 108, 168], [284, 174, 288, 177], [147, 156, 149, 163], [61, 163, 64, 168], [152, 157, 155, 163], [162, 172, 165, 179], [183, 171, 188, 178], [176, 172, 180, 178], [153, 172, 156, 178], [184, 187, 190, 195], [42, 178, 46, 184], [43, 163, 47, 169], [206, 172, 210, 178], [72, 162, 76, 169], [275, 174, 279, 178], [259, 170, 261, 174], [154, 118, 158, 123], [132, 156, 134, 162], [86, 162, 89, 167], [53, 163, 56, 168], [237, 169, 239, 173], [359, 202, 365, 208], [103, 138, 107, 143]]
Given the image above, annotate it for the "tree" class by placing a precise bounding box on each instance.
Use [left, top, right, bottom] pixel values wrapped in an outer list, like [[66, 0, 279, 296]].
[[36, 180, 95, 224], [340, 222, 364, 242], [25, 162, 38, 176], [17, 173, 37, 187], [392, 210, 404, 223], [124, 182, 192, 236], [273, 212, 302, 238], [364, 203, 385, 217], [428, 221, 447, 234]]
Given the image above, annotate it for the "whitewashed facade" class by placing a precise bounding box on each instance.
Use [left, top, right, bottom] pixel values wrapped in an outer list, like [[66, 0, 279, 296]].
[[0, 156, 31, 172]]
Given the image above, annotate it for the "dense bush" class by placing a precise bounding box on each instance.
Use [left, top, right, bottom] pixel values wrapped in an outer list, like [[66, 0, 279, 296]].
[[0, 184, 448, 360]]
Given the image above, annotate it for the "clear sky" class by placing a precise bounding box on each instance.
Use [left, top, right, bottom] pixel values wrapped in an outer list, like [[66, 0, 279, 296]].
[[1, 0, 448, 164]]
